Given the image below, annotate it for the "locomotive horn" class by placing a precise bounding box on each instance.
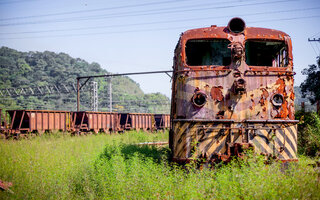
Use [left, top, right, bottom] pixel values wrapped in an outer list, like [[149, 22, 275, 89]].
[[228, 17, 246, 33]]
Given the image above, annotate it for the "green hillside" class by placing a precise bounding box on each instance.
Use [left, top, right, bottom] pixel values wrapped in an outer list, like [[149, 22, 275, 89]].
[[0, 47, 170, 113]]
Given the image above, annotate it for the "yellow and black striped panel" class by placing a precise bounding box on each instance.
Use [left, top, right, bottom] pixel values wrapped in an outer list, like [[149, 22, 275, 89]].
[[173, 121, 297, 161], [249, 124, 297, 160], [274, 124, 297, 160], [173, 122, 230, 159]]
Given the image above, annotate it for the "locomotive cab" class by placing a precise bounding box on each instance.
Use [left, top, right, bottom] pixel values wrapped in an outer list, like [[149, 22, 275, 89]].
[[170, 18, 298, 164]]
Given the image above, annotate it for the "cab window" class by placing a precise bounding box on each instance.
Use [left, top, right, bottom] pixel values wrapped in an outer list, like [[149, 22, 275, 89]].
[[185, 39, 231, 66], [245, 40, 288, 67]]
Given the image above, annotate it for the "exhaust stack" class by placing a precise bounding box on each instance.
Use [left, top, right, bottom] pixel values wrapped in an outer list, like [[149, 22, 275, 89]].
[[228, 17, 246, 33]]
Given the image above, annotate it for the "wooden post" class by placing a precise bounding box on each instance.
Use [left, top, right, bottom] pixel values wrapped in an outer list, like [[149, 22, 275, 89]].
[[301, 102, 305, 112]]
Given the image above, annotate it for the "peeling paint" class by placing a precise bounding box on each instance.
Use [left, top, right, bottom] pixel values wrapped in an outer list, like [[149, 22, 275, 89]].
[[210, 86, 224, 102], [170, 18, 298, 164]]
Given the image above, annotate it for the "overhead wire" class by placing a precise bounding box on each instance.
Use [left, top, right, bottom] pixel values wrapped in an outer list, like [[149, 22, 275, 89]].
[[0, 0, 194, 21], [1, 6, 319, 35], [309, 32, 320, 38], [1, 14, 320, 40], [0, 0, 298, 26], [0, 0, 36, 5], [249, 15, 320, 23]]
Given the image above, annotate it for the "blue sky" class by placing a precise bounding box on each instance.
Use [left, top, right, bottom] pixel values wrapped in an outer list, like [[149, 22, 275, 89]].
[[0, 0, 319, 97]]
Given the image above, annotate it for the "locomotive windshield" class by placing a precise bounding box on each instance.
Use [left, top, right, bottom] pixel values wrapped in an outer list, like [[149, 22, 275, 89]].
[[245, 40, 288, 67], [185, 39, 231, 66]]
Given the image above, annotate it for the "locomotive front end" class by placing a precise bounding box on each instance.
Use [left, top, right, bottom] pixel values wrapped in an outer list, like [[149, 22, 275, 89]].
[[170, 18, 298, 164]]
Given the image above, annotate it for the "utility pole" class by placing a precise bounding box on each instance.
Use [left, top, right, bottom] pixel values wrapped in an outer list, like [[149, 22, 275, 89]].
[[308, 37, 320, 114], [77, 78, 80, 112], [90, 81, 98, 111], [76, 70, 173, 112], [308, 38, 320, 42], [308, 37, 320, 56], [109, 77, 112, 112]]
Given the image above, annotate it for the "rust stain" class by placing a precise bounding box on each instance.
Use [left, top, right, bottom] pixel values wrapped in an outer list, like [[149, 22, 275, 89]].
[[261, 88, 269, 98], [259, 97, 265, 106], [210, 86, 224, 102], [288, 103, 295, 120], [250, 96, 255, 111], [275, 101, 288, 118], [274, 78, 291, 119], [170, 17, 298, 164], [290, 91, 295, 101], [276, 78, 286, 94], [258, 88, 269, 106]]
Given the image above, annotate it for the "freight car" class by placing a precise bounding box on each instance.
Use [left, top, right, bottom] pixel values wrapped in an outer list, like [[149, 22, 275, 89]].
[[154, 114, 170, 130], [72, 111, 120, 134], [0, 109, 170, 137], [6, 110, 72, 136], [0, 109, 7, 138], [119, 113, 156, 132], [169, 18, 298, 164]]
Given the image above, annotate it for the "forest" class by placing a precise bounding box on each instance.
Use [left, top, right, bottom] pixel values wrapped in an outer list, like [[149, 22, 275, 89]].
[[0, 47, 170, 113]]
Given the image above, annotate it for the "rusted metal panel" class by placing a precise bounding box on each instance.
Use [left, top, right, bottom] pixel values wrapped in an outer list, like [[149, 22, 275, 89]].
[[73, 111, 119, 133], [43, 112, 48, 131], [6, 110, 72, 134], [166, 115, 170, 128], [155, 114, 171, 129], [119, 113, 156, 131], [170, 18, 298, 164]]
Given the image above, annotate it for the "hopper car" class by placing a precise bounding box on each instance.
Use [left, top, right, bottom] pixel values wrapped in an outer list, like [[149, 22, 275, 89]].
[[0, 109, 170, 137]]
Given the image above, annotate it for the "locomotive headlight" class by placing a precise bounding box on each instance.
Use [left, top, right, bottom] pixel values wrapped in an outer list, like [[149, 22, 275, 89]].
[[272, 94, 284, 107], [192, 91, 207, 108]]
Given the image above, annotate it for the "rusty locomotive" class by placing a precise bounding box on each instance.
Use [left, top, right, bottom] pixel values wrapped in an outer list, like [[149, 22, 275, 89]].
[[169, 18, 298, 164]]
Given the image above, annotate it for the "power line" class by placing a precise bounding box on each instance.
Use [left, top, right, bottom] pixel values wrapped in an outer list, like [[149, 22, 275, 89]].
[[0, 0, 260, 22], [1, 6, 318, 35], [65, 0, 297, 24], [308, 37, 320, 56], [309, 32, 320, 38], [249, 15, 320, 23], [0, 0, 193, 21], [310, 43, 318, 56], [0, 0, 297, 27], [0, 0, 37, 5], [1, 15, 319, 40]]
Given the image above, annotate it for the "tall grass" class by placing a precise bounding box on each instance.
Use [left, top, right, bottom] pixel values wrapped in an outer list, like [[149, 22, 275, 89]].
[[74, 144, 320, 200], [0, 131, 167, 199], [296, 111, 320, 156], [0, 131, 319, 200]]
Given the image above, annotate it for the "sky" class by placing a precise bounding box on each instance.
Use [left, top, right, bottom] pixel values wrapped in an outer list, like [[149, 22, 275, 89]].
[[0, 0, 320, 98]]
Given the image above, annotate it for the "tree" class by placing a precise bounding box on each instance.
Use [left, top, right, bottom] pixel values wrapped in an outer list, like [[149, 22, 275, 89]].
[[300, 56, 320, 113], [0, 47, 170, 112]]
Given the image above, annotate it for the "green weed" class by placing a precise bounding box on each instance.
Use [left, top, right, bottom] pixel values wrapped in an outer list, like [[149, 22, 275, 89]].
[[0, 131, 319, 200]]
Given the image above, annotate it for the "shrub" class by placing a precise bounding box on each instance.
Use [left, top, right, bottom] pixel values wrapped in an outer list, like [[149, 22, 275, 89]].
[[296, 111, 320, 157]]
